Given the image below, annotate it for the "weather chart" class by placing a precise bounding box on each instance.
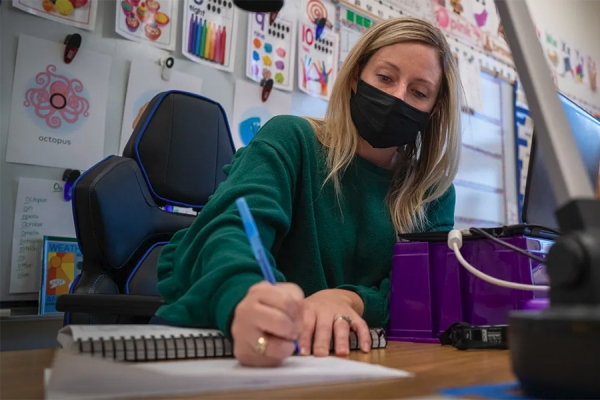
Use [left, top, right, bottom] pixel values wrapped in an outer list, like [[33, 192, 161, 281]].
[[182, 0, 239, 72], [246, 4, 297, 92], [298, 0, 339, 100]]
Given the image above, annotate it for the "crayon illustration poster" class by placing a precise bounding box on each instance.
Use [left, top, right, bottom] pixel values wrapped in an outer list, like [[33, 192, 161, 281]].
[[12, 0, 98, 31], [246, 5, 297, 92], [182, 0, 239, 73], [119, 60, 204, 153], [6, 35, 110, 170], [231, 80, 292, 150], [115, 0, 179, 51], [298, 21, 340, 101]]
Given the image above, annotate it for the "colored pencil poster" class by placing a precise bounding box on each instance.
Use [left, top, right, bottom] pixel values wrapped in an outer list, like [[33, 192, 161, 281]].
[[245, 3, 297, 92], [6, 35, 110, 170], [12, 0, 98, 31], [119, 60, 204, 153], [182, 0, 239, 73], [298, 21, 340, 101], [115, 0, 179, 51], [231, 79, 292, 150], [336, 2, 375, 70]]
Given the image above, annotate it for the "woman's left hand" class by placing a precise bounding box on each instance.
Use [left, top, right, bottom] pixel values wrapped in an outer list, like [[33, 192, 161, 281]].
[[297, 289, 371, 357]]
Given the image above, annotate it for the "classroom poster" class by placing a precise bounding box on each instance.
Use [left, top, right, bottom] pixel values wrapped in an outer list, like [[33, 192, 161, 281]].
[[119, 60, 204, 153], [231, 79, 292, 150], [246, 4, 297, 92], [298, 21, 340, 101], [336, 2, 375, 69], [39, 236, 82, 314], [6, 35, 110, 170], [115, 0, 179, 51], [9, 178, 76, 294], [431, 0, 483, 49], [458, 52, 483, 112], [385, 0, 434, 23], [12, 0, 98, 31], [182, 0, 239, 73]]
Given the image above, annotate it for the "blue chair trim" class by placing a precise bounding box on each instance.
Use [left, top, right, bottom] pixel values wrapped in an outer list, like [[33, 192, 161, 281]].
[[133, 90, 236, 209], [64, 272, 82, 325], [71, 155, 115, 251], [124, 241, 168, 294]]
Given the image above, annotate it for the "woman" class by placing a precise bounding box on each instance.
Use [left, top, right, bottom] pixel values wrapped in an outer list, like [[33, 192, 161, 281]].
[[155, 17, 461, 367]]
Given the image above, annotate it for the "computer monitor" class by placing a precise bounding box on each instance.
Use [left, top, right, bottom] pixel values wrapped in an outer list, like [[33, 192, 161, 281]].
[[522, 93, 600, 231]]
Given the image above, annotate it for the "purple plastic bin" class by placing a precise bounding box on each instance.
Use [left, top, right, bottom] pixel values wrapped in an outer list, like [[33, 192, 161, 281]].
[[388, 235, 553, 343]]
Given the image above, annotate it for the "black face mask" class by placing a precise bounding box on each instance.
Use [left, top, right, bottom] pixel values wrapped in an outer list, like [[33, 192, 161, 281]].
[[350, 80, 431, 148]]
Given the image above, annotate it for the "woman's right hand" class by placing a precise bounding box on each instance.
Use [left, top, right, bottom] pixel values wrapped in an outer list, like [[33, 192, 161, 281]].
[[231, 282, 305, 367]]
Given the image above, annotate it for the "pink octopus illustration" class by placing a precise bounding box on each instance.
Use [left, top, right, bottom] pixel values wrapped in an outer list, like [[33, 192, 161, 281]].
[[24, 65, 90, 129]]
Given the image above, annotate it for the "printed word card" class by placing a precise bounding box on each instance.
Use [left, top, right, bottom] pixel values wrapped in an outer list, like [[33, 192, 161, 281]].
[[10, 177, 76, 294]]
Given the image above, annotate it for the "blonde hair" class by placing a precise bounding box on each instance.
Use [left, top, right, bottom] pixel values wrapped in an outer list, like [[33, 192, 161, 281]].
[[307, 17, 461, 234]]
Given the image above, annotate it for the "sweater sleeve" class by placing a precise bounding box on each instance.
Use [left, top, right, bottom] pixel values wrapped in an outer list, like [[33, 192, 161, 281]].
[[156, 116, 302, 338], [335, 184, 456, 328], [425, 184, 456, 232]]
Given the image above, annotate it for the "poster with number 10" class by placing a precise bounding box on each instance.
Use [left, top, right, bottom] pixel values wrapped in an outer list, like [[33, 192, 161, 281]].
[[298, 21, 339, 101]]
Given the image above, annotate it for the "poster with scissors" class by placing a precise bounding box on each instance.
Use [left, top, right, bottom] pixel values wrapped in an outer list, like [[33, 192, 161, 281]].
[[298, 21, 339, 101]]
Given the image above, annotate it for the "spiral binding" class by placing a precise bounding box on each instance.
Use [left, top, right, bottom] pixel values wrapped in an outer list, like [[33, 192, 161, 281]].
[[75, 331, 231, 362]]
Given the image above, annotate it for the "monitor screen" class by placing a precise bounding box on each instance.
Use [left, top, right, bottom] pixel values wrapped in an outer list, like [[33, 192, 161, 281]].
[[523, 94, 600, 231]]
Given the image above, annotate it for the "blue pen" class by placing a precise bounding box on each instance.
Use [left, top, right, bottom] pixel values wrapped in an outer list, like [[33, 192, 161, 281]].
[[235, 197, 300, 355]]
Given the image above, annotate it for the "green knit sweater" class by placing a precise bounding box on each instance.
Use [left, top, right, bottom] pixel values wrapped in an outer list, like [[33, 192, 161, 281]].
[[155, 115, 455, 337]]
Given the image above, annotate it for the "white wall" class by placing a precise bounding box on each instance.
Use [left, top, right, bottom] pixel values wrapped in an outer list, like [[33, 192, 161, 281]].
[[526, 0, 600, 112]]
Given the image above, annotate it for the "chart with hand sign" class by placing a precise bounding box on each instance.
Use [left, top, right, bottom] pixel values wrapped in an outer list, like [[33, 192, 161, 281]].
[[298, 21, 339, 101]]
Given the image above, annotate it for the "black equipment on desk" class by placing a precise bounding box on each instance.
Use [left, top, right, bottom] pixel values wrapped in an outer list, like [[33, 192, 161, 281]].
[[496, 1, 600, 398], [55, 91, 235, 325]]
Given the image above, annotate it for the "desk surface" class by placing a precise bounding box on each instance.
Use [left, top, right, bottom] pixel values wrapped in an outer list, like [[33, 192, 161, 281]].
[[0, 342, 515, 399]]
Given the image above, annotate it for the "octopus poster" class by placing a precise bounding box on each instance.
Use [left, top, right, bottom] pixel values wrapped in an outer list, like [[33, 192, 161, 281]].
[[119, 59, 204, 154], [12, 0, 98, 31], [6, 35, 111, 170], [115, 0, 179, 51]]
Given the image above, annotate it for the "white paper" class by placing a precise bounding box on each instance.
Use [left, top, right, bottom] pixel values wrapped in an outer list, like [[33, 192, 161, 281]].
[[181, 0, 239, 73], [336, 3, 374, 69], [12, 0, 98, 31], [115, 0, 179, 51], [246, 4, 297, 92], [298, 21, 340, 101], [459, 53, 483, 112], [6, 35, 110, 170], [46, 349, 410, 400], [9, 177, 76, 294], [231, 80, 292, 150], [118, 60, 204, 154], [384, 0, 435, 22]]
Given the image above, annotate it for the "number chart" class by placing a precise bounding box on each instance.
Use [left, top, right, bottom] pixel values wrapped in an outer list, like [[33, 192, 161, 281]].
[[246, 11, 297, 92], [298, 21, 339, 101], [182, 0, 239, 73]]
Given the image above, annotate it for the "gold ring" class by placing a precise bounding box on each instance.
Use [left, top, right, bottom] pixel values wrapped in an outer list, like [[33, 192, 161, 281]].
[[255, 336, 268, 355], [334, 315, 352, 326]]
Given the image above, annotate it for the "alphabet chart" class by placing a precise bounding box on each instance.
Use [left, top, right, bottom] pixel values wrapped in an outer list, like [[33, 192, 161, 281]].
[[246, 7, 297, 92], [298, 21, 339, 101], [182, 0, 239, 73]]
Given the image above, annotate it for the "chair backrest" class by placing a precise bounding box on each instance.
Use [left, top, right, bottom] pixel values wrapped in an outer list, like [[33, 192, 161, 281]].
[[67, 91, 235, 324]]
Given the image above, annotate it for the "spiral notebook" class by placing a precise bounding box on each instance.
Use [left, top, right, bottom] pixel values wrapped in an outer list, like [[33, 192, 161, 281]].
[[57, 324, 388, 362]]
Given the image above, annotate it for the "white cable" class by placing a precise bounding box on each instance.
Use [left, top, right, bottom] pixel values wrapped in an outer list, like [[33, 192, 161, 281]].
[[448, 229, 549, 291]]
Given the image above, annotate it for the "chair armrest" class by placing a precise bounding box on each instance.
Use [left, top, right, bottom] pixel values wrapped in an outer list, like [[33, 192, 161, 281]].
[[55, 294, 165, 317]]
